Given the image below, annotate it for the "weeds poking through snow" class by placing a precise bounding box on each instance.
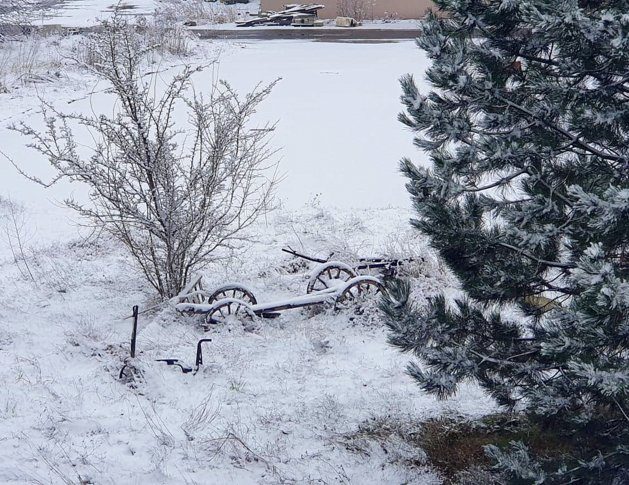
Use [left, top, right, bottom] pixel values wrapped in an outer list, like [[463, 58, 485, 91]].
[[0, 196, 35, 282], [181, 390, 222, 442], [155, 0, 240, 27]]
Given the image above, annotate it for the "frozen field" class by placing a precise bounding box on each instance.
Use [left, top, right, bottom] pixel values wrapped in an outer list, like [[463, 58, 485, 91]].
[[0, 39, 429, 238], [34, 0, 259, 27], [0, 34, 490, 484]]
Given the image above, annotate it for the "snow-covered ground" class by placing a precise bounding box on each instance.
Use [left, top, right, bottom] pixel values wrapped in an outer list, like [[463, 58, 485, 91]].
[[0, 39, 429, 224], [34, 0, 259, 27], [0, 30, 494, 484], [33, 0, 419, 31], [0, 203, 496, 484], [33, 0, 159, 27]]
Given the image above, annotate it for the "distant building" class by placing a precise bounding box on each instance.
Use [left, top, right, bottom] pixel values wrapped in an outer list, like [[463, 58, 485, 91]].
[[258, 1, 436, 20]]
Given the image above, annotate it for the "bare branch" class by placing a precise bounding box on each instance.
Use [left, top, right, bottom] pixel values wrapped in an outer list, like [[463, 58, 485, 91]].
[[11, 15, 279, 298]]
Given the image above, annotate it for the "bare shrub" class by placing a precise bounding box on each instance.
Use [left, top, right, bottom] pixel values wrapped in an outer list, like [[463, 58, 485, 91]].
[[0, 33, 64, 91], [181, 391, 221, 442], [0, 1, 52, 33], [338, 0, 371, 22], [10, 15, 278, 298], [155, 0, 239, 26], [0, 0, 64, 92], [144, 20, 192, 57], [0, 0, 63, 43], [72, 15, 194, 65], [29, 247, 78, 292], [0, 197, 77, 291]]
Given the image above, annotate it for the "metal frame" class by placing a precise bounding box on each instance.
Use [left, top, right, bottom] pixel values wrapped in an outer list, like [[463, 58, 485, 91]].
[[120, 306, 215, 377], [177, 275, 384, 329], [281, 246, 411, 275]]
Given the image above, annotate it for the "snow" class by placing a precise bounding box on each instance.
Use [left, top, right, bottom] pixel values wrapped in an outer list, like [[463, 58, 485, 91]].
[[0, 38, 430, 236], [0, 28, 493, 484], [0, 201, 494, 484], [202, 40, 429, 209], [35, 0, 159, 27]]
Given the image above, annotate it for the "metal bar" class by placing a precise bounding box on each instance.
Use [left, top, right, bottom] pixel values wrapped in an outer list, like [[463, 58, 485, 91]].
[[130, 305, 138, 358], [355, 263, 393, 270], [156, 359, 192, 374], [253, 299, 329, 314], [355, 259, 412, 271], [281, 246, 329, 263], [195, 339, 213, 367]]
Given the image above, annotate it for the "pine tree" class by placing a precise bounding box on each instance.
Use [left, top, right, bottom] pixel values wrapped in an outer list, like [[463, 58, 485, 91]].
[[384, 0, 629, 482]]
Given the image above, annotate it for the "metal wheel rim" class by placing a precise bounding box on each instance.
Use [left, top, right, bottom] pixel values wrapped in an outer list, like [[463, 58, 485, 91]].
[[205, 300, 256, 327], [307, 265, 356, 293], [336, 280, 383, 309], [208, 286, 257, 305]]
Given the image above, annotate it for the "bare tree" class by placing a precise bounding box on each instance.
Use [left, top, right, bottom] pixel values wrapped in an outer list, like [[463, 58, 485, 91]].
[[9, 16, 278, 298]]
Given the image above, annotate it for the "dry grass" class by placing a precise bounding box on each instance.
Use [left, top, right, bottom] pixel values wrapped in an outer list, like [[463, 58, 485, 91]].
[[339, 413, 603, 484], [418, 414, 593, 483], [155, 0, 239, 25]]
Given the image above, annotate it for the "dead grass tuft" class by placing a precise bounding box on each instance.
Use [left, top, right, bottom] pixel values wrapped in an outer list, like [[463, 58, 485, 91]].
[[340, 413, 600, 484]]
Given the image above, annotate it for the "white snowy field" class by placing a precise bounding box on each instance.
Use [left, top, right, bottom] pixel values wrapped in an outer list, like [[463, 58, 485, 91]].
[[0, 34, 495, 484], [0, 39, 429, 238], [28, 0, 159, 27], [33, 0, 260, 27]]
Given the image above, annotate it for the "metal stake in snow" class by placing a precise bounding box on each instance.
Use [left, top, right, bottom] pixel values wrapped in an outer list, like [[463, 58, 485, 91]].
[[130, 305, 138, 358]]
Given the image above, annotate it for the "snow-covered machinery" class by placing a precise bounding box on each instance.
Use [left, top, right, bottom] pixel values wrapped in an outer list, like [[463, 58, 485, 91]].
[[120, 251, 394, 377], [176, 274, 384, 329], [281, 246, 411, 291], [175, 247, 413, 329], [291, 13, 321, 27]]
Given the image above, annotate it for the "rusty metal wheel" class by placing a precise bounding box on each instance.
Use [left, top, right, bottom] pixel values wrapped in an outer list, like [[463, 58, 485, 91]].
[[207, 284, 257, 306], [307, 262, 357, 294], [335, 276, 384, 311], [205, 298, 257, 328]]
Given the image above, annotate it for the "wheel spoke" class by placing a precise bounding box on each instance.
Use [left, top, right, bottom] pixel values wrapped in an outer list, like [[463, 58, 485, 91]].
[[336, 279, 382, 309], [308, 264, 357, 293]]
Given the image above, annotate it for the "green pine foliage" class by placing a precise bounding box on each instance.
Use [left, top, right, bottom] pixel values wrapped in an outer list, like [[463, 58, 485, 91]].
[[384, 0, 629, 482]]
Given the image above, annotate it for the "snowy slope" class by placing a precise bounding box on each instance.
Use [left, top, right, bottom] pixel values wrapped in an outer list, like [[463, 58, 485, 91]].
[[0, 203, 496, 484], [0, 35, 494, 484]]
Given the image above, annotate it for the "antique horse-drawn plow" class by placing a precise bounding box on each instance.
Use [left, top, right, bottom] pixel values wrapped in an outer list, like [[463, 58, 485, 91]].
[[121, 249, 405, 376], [176, 275, 384, 328], [175, 247, 407, 328]]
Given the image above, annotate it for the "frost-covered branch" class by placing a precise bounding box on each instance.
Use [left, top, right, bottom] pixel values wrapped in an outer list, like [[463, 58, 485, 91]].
[[11, 16, 279, 298]]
